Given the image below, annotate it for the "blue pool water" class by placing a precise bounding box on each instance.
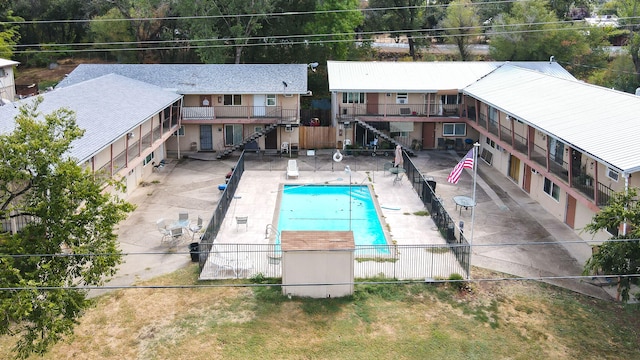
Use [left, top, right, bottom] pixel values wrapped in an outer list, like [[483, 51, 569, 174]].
[[277, 185, 389, 253]]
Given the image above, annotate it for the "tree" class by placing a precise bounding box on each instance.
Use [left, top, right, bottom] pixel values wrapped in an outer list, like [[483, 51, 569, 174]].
[[303, 0, 364, 61], [488, 0, 601, 66], [583, 188, 640, 302], [0, 10, 22, 59], [365, 0, 431, 61], [439, 0, 480, 61], [88, 8, 137, 63], [176, 0, 274, 64], [0, 99, 134, 359]]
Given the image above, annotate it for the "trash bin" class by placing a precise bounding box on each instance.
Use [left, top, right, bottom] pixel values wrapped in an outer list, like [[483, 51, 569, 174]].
[[189, 242, 199, 262], [423, 176, 436, 203], [447, 224, 456, 241]]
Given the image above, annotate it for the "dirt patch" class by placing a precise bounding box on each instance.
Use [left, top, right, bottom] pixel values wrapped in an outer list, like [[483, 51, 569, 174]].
[[15, 58, 110, 86]]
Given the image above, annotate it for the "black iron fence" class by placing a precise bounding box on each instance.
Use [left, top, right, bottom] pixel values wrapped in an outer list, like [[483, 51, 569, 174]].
[[197, 149, 471, 278]]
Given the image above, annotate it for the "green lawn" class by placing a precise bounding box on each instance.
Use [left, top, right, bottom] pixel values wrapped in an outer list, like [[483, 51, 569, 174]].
[[1, 265, 638, 359]]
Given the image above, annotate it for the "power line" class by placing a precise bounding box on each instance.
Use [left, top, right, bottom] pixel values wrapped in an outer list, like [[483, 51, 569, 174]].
[[5, 0, 519, 25], [0, 274, 637, 291]]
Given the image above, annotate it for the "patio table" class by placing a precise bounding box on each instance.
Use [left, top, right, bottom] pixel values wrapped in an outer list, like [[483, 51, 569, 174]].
[[453, 195, 476, 215]]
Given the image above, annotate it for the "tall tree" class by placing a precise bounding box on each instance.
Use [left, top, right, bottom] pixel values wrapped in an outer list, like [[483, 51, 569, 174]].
[[440, 0, 480, 61], [488, 0, 601, 66], [304, 0, 364, 61], [583, 188, 640, 302], [107, 0, 174, 63], [0, 10, 22, 59], [365, 0, 430, 61], [0, 99, 134, 359], [176, 0, 274, 64]]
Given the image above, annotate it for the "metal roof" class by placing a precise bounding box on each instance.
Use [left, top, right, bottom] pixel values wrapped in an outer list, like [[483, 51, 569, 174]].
[[463, 64, 640, 174], [57, 64, 309, 95], [0, 58, 19, 67], [327, 61, 574, 92], [0, 74, 182, 164]]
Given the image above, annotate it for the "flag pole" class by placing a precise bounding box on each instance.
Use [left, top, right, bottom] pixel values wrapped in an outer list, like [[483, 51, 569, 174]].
[[469, 142, 480, 279]]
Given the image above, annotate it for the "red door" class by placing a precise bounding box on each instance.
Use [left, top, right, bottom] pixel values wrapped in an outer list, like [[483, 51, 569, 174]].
[[422, 122, 435, 149]]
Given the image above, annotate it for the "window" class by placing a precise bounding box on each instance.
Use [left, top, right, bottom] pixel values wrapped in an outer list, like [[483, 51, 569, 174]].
[[442, 94, 459, 104], [606, 168, 619, 182], [549, 137, 564, 165], [342, 92, 365, 103], [266, 94, 276, 106], [443, 123, 466, 136], [143, 152, 154, 166], [396, 93, 408, 104], [488, 106, 497, 126], [543, 177, 560, 201], [223, 94, 242, 106], [224, 124, 243, 146], [485, 137, 495, 148]]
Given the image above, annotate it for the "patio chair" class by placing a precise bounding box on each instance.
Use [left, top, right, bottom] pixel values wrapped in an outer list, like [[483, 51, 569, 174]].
[[178, 211, 189, 222], [210, 245, 254, 278], [156, 219, 171, 243], [383, 161, 394, 176], [286, 159, 299, 179], [189, 216, 204, 240], [169, 227, 186, 244], [236, 216, 248, 231]]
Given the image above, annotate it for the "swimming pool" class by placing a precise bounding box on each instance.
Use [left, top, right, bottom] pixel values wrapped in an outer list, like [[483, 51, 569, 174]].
[[276, 184, 389, 253]]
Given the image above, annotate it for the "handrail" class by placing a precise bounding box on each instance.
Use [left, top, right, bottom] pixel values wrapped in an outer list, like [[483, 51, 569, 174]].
[[265, 224, 280, 242]]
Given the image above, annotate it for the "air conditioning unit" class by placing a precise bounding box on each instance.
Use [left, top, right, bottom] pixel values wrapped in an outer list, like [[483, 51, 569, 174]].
[[531, 168, 540, 175], [284, 125, 293, 132], [0, 68, 5, 77], [398, 99, 407, 104]]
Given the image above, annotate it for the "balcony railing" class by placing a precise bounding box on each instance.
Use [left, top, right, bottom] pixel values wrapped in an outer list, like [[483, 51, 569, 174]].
[[572, 174, 595, 200], [596, 182, 614, 207], [499, 124, 512, 145], [548, 158, 569, 183], [466, 106, 476, 121], [478, 113, 487, 129], [514, 133, 528, 154], [337, 103, 462, 119], [531, 144, 547, 168], [182, 106, 298, 124], [488, 120, 499, 137]]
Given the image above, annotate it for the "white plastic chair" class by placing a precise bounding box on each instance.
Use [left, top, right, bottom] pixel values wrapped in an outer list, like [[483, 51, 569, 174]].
[[189, 216, 203, 240], [156, 219, 171, 243], [236, 216, 248, 231]]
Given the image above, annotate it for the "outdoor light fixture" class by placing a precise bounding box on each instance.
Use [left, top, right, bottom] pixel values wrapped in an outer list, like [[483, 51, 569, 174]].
[[308, 62, 319, 72], [127, 132, 134, 139]]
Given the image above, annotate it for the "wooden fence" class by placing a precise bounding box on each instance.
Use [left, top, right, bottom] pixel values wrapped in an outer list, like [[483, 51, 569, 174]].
[[298, 126, 336, 149]]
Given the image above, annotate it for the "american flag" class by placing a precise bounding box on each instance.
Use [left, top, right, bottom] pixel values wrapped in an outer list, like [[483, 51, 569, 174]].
[[447, 149, 475, 184]]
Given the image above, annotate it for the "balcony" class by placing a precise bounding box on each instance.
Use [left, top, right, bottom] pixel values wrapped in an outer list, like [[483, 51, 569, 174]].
[[182, 106, 298, 124], [548, 158, 569, 183], [337, 103, 463, 120], [499, 124, 512, 146], [513, 133, 528, 155], [531, 144, 547, 168], [572, 173, 595, 201]]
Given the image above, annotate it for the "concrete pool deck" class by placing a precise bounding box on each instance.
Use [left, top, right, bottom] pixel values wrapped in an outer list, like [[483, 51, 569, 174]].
[[97, 150, 614, 301]]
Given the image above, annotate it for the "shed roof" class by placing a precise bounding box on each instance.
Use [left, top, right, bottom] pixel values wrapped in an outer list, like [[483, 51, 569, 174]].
[[57, 64, 309, 95], [327, 60, 574, 92], [281, 231, 355, 251], [0, 74, 182, 163], [0, 58, 19, 67], [464, 64, 640, 174]]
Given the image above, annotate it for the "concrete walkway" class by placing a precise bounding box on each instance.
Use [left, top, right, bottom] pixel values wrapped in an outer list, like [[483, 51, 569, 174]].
[[96, 150, 614, 300]]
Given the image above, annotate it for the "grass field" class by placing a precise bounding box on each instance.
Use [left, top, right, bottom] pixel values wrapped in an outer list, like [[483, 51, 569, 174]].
[[1, 265, 638, 359]]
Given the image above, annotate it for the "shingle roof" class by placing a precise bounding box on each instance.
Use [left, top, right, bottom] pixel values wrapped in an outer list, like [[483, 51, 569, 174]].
[[327, 60, 575, 92], [57, 64, 309, 95], [463, 64, 640, 174], [0, 74, 182, 163]]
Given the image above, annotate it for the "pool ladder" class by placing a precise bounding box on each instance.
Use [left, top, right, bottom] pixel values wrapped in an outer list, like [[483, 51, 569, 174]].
[[265, 224, 280, 242]]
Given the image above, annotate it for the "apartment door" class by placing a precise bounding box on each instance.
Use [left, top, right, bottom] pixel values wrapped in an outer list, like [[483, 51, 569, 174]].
[[566, 195, 577, 229], [200, 125, 213, 151], [523, 164, 532, 193], [366, 93, 378, 115], [253, 94, 266, 117], [509, 155, 520, 183], [422, 122, 435, 149], [265, 128, 277, 149]]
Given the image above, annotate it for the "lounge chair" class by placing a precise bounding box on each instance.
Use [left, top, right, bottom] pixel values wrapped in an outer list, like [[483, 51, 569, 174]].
[[286, 159, 299, 179]]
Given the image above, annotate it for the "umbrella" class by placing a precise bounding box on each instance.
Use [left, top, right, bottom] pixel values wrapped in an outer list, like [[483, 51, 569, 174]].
[[394, 145, 403, 167]]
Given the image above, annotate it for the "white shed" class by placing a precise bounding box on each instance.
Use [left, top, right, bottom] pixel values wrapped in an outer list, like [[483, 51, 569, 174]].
[[281, 231, 355, 298]]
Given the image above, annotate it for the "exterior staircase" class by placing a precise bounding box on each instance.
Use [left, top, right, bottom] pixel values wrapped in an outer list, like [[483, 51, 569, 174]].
[[354, 119, 416, 157], [216, 123, 278, 159]]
